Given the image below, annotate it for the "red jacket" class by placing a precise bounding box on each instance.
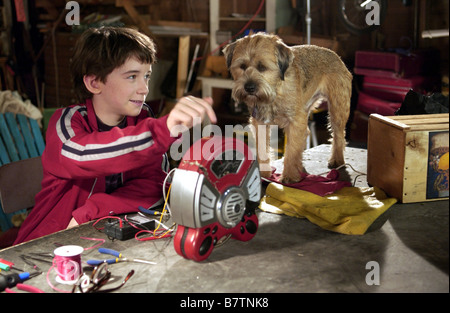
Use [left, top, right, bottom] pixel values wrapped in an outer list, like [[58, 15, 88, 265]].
[[14, 99, 176, 244]]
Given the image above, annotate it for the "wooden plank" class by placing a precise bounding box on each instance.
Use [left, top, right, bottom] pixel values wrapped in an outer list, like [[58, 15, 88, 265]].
[[389, 117, 449, 124], [5, 113, 29, 160], [387, 113, 448, 121], [367, 116, 406, 200], [176, 35, 190, 99], [388, 115, 449, 127], [17, 114, 39, 158], [0, 114, 20, 162], [115, 0, 152, 6], [118, 0, 156, 41], [402, 131, 430, 203], [369, 113, 410, 131], [0, 137, 10, 165], [371, 113, 449, 131], [148, 20, 202, 30], [403, 123, 449, 132], [29, 118, 45, 155]]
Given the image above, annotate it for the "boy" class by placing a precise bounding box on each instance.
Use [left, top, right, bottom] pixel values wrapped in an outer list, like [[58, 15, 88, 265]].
[[14, 27, 216, 244]]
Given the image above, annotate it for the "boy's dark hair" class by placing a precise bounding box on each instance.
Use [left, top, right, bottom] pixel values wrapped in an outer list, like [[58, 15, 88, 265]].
[[70, 27, 157, 103]]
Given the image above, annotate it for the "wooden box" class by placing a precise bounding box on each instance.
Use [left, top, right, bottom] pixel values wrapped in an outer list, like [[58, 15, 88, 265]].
[[367, 113, 449, 203]]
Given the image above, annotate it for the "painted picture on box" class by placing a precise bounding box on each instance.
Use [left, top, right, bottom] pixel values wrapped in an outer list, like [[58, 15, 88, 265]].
[[427, 131, 449, 199]]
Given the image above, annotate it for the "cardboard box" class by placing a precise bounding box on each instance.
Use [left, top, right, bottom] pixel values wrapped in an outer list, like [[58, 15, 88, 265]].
[[367, 113, 449, 203]]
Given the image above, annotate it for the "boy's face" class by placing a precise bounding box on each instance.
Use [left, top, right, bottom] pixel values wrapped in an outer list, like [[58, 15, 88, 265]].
[[92, 57, 152, 125]]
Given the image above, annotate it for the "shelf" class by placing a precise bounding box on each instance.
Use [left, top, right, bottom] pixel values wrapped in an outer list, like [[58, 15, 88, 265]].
[[219, 17, 266, 22], [209, 0, 276, 53], [197, 76, 233, 98]]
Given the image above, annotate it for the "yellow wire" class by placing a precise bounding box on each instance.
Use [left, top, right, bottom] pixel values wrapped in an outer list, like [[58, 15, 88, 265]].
[[153, 184, 172, 237]]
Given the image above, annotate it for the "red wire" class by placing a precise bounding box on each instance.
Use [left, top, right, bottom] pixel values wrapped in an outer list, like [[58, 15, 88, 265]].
[[92, 215, 122, 230]]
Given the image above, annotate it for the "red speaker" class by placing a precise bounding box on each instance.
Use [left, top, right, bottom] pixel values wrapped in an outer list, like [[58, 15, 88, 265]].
[[170, 136, 261, 261]]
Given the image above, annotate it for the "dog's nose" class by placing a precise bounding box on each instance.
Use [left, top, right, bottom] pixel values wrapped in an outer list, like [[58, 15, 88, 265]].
[[244, 82, 257, 94]]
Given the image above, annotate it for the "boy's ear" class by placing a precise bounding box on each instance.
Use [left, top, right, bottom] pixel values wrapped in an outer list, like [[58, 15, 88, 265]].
[[83, 75, 102, 95]]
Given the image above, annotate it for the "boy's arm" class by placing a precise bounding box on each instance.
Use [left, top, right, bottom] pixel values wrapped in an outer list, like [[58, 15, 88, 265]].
[[44, 107, 176, 179], [45, 96, 215, 180]]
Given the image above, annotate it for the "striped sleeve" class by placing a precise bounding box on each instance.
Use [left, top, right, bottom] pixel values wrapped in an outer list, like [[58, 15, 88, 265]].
[[56, 106, 154, 162]]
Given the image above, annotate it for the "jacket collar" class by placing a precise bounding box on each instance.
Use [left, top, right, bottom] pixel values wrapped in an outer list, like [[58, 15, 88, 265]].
[[84, 98, 138, 131]]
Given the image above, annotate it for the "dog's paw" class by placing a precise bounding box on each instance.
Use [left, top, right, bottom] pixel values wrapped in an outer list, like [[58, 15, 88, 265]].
[[328, 158, 345, 169], [279, 172, 303, 184]]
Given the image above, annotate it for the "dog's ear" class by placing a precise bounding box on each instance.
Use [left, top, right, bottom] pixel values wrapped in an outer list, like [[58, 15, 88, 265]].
[[222, 41, 236, 69], [275, 41, 294, 81]]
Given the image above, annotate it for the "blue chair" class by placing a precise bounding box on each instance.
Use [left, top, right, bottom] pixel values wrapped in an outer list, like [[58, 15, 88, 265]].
[[0, 112, 45, 231]]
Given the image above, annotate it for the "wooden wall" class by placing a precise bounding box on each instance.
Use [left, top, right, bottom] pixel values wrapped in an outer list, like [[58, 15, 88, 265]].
[[22, 0, 450, 108]]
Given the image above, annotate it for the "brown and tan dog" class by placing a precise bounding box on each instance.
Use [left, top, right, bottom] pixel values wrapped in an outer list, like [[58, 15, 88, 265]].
[[223, 33, 352, 183]]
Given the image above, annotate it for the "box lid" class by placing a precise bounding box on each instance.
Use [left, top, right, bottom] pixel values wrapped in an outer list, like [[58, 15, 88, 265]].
[[370, 113, 449, 131]]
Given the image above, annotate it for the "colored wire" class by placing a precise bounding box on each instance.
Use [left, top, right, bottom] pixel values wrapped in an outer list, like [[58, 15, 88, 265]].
[[133, 184, 174, 241], [317, 163, 367, 186], [80, 237, 106, 250], [154, 184, 171, 236], [162, 168, 177, 216], [92, 215, 123, 231], [89, 169, 176, 242]]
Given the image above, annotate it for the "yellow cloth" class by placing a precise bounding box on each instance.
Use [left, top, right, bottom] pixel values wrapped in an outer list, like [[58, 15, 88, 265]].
[[260, 183, 397, 235]]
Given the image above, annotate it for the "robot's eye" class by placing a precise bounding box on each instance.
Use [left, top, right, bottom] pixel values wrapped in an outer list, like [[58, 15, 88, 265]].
[[211, 151, 245, 178]]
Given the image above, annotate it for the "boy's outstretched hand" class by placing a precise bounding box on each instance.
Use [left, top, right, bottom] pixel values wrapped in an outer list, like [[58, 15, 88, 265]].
[[166, 96, 217, 137]]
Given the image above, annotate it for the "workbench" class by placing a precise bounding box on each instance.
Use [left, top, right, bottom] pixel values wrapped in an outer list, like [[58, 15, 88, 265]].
[[0, 145, 448, 299]]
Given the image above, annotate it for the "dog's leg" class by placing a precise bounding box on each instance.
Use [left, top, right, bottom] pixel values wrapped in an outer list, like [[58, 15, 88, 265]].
[[252, 118, 272, 178], [281, 115, 309, 183], [326, 75, 351, 168]]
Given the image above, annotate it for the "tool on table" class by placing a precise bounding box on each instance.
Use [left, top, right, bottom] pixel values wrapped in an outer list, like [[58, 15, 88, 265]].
[[0, 272, 40, 292], [0, 260, 11, 271], [138, 206, 163, 216], [86, 248, 156, 266], [4, 283, 45, 293], [0, 258, 24, 272], [19, 252, 53, 273]]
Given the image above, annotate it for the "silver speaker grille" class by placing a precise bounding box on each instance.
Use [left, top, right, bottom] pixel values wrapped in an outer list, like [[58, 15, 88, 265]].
[[219, 188, 246, 228]]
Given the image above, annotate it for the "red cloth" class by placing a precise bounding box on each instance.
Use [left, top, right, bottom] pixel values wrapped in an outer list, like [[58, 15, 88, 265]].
[[266, 169, 351, 197]]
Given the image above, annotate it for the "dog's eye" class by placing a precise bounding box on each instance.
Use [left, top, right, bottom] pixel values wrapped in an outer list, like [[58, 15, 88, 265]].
[[257, 63, 267, 72], [240, 64, 247, 71]]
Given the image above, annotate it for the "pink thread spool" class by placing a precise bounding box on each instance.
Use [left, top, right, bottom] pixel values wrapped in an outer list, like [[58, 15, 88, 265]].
[[53, 245, 83, 285]]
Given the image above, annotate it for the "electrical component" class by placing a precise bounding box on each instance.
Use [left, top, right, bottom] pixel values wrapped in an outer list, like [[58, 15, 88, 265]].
[[104, 213, 156, 241]]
